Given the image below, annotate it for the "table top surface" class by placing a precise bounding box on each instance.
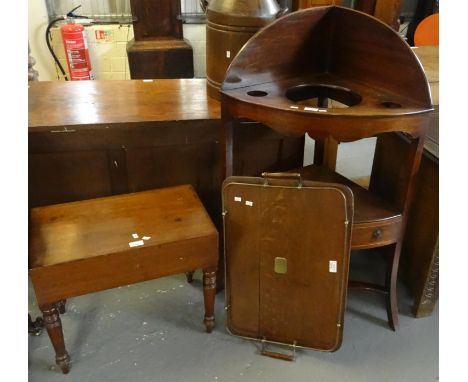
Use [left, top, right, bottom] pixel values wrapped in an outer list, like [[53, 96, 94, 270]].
[[29, 185, 217, 269], [28, 49, 437, 129], [28, 79, 221, 129]]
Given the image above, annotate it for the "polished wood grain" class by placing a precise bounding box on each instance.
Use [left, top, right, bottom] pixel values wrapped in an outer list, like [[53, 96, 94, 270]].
[[220, 6, 432, 331], [30, 186, 216, 269], [353, 0, 375, 14], [127, 40, 194, 80], [29, 185, 218, 373], [222, 8, 431, 110], [130, 0, 183, 40], [127, 0, 193, 79], [28, 80, 219, 129], [293, 165, 402, 249]]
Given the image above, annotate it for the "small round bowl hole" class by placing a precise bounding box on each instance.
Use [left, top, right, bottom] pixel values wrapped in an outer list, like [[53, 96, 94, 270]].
[[247, 90, 268, 97], [285, 84, 362, 107], [381, 101, 402, 109]]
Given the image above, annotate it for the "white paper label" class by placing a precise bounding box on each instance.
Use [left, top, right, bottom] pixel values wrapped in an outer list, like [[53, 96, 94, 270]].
[[142, 236, 151, 241], [226, 50, 231, 58], [329, 260, 337, 273], [245, 201, 253, 207], [129, 240, 144, 248], [290, 106, 299, 109], [132, 233, 139, 239], [234, 196, 242, 202], [143, 79, 153, 82]]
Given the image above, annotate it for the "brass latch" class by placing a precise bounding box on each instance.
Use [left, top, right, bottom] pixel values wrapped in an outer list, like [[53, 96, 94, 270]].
[[274, 257, 287, 274]]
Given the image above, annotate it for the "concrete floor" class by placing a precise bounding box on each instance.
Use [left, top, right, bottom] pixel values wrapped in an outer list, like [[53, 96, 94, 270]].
[[28, 252, 438, 382]]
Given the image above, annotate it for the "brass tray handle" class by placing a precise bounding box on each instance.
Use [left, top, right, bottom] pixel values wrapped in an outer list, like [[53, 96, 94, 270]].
[[261, 172, 302, 187], [261, 339, 296, 362]]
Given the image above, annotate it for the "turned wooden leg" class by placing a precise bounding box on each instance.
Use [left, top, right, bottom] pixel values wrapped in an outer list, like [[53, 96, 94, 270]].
[[28, 314, 43, 336], [41, 304, 71, 374], [185, 271, 195, 283], [385, 244, 401, 331], [202, 268, 216, 333], [56, 300, 66, 314]]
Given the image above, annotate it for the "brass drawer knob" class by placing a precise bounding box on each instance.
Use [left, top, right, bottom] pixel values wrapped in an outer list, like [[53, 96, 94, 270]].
[[372, 228, 383, 239]]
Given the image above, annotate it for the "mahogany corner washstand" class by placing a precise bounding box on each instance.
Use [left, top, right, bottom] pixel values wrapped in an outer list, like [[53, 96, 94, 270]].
[[220, 6, 433, 331], [29, 185, 218, 373]]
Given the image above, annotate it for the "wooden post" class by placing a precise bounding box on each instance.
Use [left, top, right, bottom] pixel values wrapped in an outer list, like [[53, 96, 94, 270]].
[[127, 0, 194, 79]]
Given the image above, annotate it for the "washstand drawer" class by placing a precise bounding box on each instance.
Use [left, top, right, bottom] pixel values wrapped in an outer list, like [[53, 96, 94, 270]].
[[351, 217, 402, 249]]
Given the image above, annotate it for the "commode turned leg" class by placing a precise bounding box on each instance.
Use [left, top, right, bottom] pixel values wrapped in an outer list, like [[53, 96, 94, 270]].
[[40, 304, 71, 374], [202, 268, 216, 333]]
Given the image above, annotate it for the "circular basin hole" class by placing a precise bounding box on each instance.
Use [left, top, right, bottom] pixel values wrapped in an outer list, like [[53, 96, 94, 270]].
[[247, 90, 268, 97], [285, 84, 362, 108], [381, 101, 402, 109]]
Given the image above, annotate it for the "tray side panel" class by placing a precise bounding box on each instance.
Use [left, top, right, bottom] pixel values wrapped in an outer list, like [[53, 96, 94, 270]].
[[223, 183, 261, 338], [258, 186, 349, 351]]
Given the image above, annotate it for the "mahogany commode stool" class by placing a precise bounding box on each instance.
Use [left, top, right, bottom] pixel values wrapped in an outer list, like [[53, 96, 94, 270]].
[[29, 185, 218, 374]]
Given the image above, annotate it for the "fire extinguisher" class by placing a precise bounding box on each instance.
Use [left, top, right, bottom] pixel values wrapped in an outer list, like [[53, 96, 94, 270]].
[[60, 23, 93, 81], [46, 5, 93, 81]]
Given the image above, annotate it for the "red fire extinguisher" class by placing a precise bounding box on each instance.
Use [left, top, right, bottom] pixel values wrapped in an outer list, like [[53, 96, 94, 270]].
[[60, 23, 93, 81]]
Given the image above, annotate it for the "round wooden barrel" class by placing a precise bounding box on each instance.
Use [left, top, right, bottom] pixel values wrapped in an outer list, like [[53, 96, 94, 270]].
[[206, 0, 284, 100]]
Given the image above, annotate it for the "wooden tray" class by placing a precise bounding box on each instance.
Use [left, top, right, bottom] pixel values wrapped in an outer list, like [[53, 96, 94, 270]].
[[222, 173, 353, 355]]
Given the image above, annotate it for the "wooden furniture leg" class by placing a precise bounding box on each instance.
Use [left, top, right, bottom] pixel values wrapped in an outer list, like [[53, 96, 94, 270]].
[[185, 271, 195, 283], [384, 243, 400, 331], [202, 268, 216, 333], [56, 300, 66, 314], [40, 304, 70, 374], [30, 186, 218, 373], [314, 137, 339, 170], [28, 314, 43, 336]]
